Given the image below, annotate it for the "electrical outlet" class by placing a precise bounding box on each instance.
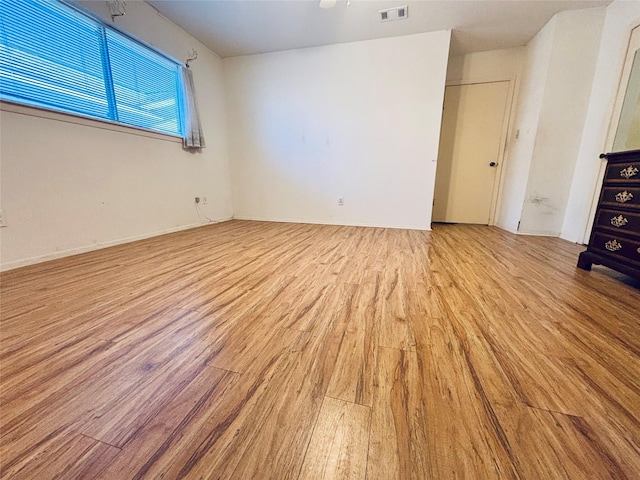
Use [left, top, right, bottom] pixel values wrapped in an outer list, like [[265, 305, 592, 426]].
[[338, 198, 344, 206], [195, 196, 201, 204], [0, 209, 6, 228], [202, 196, 208, 205]]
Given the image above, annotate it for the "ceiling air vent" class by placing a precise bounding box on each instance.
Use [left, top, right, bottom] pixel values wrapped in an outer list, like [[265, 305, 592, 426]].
[[379, 6, 408, 22]]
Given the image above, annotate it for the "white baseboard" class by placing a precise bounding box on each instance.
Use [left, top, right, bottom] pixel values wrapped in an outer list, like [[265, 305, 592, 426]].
[[494, 222, 518, 234], [514, 229, 560, 237], [494, 222, 561, 238], [232, 215, 432, 231], [1, 217, 233, 272]]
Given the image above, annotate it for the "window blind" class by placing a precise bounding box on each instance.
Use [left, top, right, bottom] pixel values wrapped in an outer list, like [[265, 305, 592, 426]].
[[106, 29, 182, 135], [0, 0, 184, 137], [0, 0, 109, 119]]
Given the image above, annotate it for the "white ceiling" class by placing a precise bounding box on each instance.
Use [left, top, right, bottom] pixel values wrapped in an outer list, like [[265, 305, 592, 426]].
[[147, 0, 611, 58]]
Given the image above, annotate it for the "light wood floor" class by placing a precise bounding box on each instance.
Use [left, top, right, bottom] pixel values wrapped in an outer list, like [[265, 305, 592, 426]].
[[1, 220, 639, 479]]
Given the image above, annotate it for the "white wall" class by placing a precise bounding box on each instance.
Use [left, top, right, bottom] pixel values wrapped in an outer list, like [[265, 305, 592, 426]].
[[519, 7, 605, 236], [0, 0, 233, 270], [496, 8, 606, 235], [446, 47, 525, 83], [497, 18, 557, 233], [562, 0, 640, 243], [224, 31, 451, 230]]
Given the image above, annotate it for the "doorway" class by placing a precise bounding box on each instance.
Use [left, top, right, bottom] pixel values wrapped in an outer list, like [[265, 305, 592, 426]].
[[432, 81, 511, 224]]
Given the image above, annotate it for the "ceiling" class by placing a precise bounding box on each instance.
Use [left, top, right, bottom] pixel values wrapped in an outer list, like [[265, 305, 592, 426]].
[[147, 0, 611, 58]]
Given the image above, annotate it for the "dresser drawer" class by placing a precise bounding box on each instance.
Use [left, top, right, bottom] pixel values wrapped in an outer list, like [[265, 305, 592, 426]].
[[591, 232, 640, 267], [579, 150, 640, 279], [600, 186, 640, 210], [604, 161, 640, 184], [594, 208, 640, 238]]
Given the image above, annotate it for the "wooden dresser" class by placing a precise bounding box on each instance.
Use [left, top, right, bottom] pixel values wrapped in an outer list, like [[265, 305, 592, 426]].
[[578, 149, 640, 279]]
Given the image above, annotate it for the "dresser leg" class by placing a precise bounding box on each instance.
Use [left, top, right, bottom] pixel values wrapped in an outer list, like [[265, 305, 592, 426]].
[[577, 252, 593, 271]]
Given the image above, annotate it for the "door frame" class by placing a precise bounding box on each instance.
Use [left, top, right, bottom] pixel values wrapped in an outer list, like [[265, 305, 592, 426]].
[[582, 20, 640, 244], [439, 75, 518, 226]]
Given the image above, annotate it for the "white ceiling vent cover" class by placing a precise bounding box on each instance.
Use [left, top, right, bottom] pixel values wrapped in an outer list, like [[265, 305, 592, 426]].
[[379, 6, 408, 22]]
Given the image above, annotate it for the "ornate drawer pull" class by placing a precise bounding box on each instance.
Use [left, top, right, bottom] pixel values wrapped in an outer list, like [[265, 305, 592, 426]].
[[615, 190, 634, 203], [605, 239, 622, 252], [610, 215, 629, 227], [620, 165, 639, 179]]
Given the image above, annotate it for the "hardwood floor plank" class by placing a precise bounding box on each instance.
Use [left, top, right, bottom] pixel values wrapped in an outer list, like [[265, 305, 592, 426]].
[[298, 396, 370, 480], [376, 264, 415, 351], [224, 285, 358, 480], [207, 321, 303, 373], [493, 404, 631, 480], [0, 426, 120, 480], [366, 347, 433, 480], [97, 366, 240, 479], [0, 335, 110, 404], [326, 277, 379, 407], [403, 318, 522, 479], [79, 314, 228, 447], [555, 320, 640, 397]]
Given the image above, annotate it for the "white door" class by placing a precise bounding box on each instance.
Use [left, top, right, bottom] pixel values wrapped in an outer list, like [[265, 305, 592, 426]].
[[432, 81, 510, 224]]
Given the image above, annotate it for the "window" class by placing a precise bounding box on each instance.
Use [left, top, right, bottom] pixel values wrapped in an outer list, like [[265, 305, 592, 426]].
[[0, 0, 184, 137]]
